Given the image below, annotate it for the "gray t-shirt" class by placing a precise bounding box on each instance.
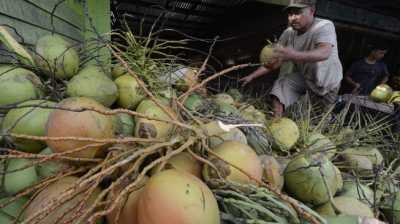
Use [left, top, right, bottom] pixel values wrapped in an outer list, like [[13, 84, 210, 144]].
[[278, 18, 343, 95]]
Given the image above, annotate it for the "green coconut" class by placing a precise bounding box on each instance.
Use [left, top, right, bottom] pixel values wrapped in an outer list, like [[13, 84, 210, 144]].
[[227, 88, 243, 102], [252, 110, 267, 123], [382, 191, 400, 224], [304, 133, 336, 159], [79, 64, 111, 78], [216, 103, 240, 117], [0, 116, 3, 143], [115, 74, 145, 110], [315, 196, 374, 218], [135, 99, 175, 139], [259, 155, 284, 190], [1, 100, 55, 153], [203, 141, 263, 185], [259, 44, 275, 64], [325, 215, 368, 224], [335, 127, 357, 145], [240, 105, 267, 124], [340, 180, 374, 205], [334, 165, 343, 193], [284, 154, 338, 205], [183, 93, 205, 112], [268, 117, 300, 151], [37, 147, 70, 178], [67, 65, 118, 107], [158, 88, 177, 100], [0, 196, 29, 224], [3, 158, 38, 194], [0, 66, 43, 108], [342, 147, 383, 173], [213, 93, 235, 106], [389, 91, 400, 103], [111, 63, 128, 79], [241, 109, 255, 121], [370, 84, 393, 102], [240, 105, 256, 112], [113, 113, 135, 137], [35, 34, 79, 79]]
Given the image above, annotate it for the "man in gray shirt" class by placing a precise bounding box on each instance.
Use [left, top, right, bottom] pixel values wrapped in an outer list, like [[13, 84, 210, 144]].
[[240, 0, 343, 118]]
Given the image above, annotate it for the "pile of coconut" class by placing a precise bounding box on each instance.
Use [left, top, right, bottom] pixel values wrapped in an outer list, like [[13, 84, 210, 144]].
[[0, 26, 398, 224]]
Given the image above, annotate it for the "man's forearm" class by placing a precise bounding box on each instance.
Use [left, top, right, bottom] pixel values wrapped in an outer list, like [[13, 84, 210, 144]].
[[249, 66, 270, 79], [345, 75, 358, 87], [292, 46, 331, 63]]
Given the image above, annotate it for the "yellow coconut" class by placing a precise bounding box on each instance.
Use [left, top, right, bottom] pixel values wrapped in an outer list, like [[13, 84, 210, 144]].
[[107, 177, 148, 224], [203, 141, 263, 185], [24, 176, 102, 224], [115, 74, 145, 110], [268, 117, 300, 151], [137, 170, 220, 224], [342, 146, 383, 173], [134, 99, 175, 139], [370, 84, 393, 102], [259, 44, 275, 64], [46, 97, 115, 159], [259, 154, 284, 190], [151, 152, 202, 179]]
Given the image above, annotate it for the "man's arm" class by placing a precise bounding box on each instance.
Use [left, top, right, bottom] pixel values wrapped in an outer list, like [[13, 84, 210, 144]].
[[274, 43, 332, 63], [344, 72, 359, 87], [380, 63, 390, 84], [239, 58, 282, 86]]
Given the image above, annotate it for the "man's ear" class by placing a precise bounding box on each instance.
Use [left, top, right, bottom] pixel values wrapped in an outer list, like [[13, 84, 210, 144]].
[[309, 6, 316, 16]]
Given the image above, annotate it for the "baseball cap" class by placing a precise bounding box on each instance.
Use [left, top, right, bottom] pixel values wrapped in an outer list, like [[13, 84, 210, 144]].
[[284, 0, 316, 11]]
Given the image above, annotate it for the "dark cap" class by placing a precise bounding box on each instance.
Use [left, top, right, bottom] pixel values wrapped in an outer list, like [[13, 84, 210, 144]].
[[284, 0, 316, 10]]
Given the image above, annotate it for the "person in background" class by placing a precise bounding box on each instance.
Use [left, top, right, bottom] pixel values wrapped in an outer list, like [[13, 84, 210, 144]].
[[240, 0, 343, 118], [345, 44, 391, 95]]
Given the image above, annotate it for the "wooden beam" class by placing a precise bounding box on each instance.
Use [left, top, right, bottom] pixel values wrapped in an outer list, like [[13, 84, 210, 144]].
[[255, 0, 289, 6], [84, 0, 111, 65]]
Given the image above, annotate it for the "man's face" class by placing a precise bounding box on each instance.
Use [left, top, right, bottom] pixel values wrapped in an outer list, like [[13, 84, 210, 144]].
[[372, 49, 387, 60], [287, 7, 315, 32]]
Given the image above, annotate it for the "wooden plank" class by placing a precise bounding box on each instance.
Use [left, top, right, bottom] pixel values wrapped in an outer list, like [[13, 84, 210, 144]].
[[0, 14, 78, 46], [341, 94, 394, 114], [255, 0, 289, 6], [0, 0, 83, 43], [317, 0, 400, 33], [23, 0, 83, 30]]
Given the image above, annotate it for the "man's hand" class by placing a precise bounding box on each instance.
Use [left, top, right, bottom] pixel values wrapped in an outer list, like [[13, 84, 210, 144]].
[[274, 47, 299, 62], [352, 83, 361, 94], [239, 75, 253, 87], [264, 57, 282, 70]]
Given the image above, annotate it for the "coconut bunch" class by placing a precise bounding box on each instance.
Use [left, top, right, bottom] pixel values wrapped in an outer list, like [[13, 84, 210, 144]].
[[0, 25, 334, 224], [257, 95, 400, 223]]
